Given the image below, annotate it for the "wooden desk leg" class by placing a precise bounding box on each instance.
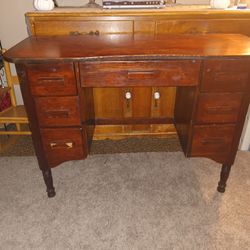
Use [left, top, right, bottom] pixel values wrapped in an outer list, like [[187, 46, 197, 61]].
[[217, 164, 232, 193], [42, 169, 56, 198]]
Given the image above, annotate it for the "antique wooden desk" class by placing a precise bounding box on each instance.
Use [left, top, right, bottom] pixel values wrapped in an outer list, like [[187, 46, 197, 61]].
[[26, 7, 250, 140], [4, 34, 250, 197]]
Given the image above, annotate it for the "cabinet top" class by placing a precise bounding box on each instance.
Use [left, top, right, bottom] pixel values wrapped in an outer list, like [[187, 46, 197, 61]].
[[4, 34, 250, 63], [25, 5, 250, 18]]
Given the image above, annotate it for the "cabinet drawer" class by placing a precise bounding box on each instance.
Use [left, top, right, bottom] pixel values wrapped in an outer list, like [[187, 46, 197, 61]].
[[33, 20, 133, 36], [80, 60, 201, 87], [195, 93, 243, 124], [156, 19, 250, 35], [201, 59, 250, 92], [191, 124, 235, 158], [41, 128, 84, 167], [26, 63, 77, 96], [35, 96, 81, 127]]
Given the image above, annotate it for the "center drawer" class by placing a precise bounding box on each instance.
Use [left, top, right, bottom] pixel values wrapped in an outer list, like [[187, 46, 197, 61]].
[[80, 60, 201, 87]]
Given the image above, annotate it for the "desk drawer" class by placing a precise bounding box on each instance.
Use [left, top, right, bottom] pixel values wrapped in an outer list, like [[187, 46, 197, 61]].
[[191, 124, 235, 157], [32, 20, 133, 36], [201, 60, 250, 92], [195, 93, 243, 124], [35, 96, 81, 127], [80, 60, 201, 87], [26, 63, 77, 96], [41, 128, 84, 167]]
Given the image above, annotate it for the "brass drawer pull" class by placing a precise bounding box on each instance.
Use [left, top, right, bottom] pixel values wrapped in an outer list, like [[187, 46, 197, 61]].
[[50, 141, 74, 149], [45, 110, 70, 118], [127, 70, 159, 79], [206, 106, 234, 114], [201, 138, 225, 145]]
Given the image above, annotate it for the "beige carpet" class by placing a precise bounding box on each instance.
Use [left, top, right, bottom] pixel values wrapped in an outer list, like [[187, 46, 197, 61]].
[[0, 151, 250, 249]]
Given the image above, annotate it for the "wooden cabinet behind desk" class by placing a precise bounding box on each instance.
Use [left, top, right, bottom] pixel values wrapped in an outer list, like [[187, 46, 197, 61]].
[[26, 8, 250, 139]]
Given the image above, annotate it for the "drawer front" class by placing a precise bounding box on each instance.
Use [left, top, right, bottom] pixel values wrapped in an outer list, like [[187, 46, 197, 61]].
[[201, 59, 250, 92], [195, 93, 243, 124], [80, 60, 201, 87], [156, 19, 250, 36], [35, 96, 81, 127], [191, 125, 235, 158], [41, 128, 84, 167], [26, 63, 77, 96], [33, 20, 133, 36]]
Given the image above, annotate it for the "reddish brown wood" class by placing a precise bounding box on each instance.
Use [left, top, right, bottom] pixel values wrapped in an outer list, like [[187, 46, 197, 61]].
[[201, 59, 250, 92], [190, 124, 236, 164], [80, 60, 201, 87], [26, 63, 77, 96], [174, 86, 198, 154], [194, 93, 243, 124], [35, 96, 81, 127], [4, 34, 250, 197], [4, 34, 250, 63], [40, 128, 85, 167]]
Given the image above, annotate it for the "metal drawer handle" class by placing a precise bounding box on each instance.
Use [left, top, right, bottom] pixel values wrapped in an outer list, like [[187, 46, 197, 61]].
[[206, 106, 234, 114], [201, 138, 225, 145], [50, 141, 74, 149], [45, 110, 70, 118]]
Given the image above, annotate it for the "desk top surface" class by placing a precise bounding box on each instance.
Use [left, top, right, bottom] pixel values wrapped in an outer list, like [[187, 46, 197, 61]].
[[4, 34, 250, 63]]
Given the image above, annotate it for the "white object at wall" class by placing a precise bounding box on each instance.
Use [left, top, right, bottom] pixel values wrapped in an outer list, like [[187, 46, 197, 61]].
[[210, 0, 230, 8], [239, 105, 250, 151], [34, 0, 55, 10]]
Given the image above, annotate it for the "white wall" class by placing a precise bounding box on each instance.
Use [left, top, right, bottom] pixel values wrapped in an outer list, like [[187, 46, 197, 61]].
[[0, 1, 34, 49]]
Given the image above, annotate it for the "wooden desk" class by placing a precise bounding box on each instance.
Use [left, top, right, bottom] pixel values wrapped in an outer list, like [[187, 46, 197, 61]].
[[26, 7, 250, 140], [4, 34, 250, 197]]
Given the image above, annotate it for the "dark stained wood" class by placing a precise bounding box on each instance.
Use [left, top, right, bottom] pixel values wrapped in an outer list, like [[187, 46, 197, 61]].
[[217, 164, 232, 193], [35, 96, 81, 127], [40, 128, 85, 167], [174, 86, 198, 154], [5, 34, 250, 197], [42, 169, 56, 198], [190, 124, 236, 164], [80, 60, 201, 87], [194, 93, 243, 124], [15, 64, 50, 171], [25, 8, 250, 140], [26, 62, 77, 96], [4, 34, 250, 63], [95, 117, 173, 125], [201, 59, 250, 92]]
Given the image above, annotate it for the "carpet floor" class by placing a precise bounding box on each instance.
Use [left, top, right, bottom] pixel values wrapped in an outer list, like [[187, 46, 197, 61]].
[[0, 151, 250, 250]]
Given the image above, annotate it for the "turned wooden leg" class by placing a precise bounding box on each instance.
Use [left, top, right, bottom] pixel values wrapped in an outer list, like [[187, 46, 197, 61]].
[[217, 164, 232, 193], [42, 169, 56, 198]]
